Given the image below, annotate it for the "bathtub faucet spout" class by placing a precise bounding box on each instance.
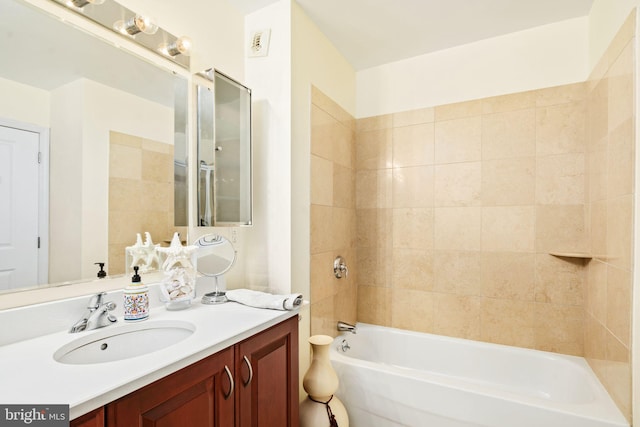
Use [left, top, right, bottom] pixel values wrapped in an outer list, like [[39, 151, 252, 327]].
[[337, 321, 357, 334]]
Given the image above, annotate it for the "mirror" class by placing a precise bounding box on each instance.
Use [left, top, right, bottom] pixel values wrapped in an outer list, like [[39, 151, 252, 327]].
[[196, 70, 252, 227], [193, 234, 237, 304], [0, 0, 188, 293]]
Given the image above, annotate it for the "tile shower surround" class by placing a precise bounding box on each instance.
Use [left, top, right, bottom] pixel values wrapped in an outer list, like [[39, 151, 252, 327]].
[[584, 11, 635, 421], [310, 11, 635, 420], [354, 87, 588, 354], [108, 131, 179, 276], [310, 87, 358, 338]]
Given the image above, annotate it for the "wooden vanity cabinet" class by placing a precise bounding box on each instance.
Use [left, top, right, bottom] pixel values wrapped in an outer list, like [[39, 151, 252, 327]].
[[106, 346, 235, 427], [235, 315, 299, 427], [71, 316, 299, 427], [70, 407, 104, 427]]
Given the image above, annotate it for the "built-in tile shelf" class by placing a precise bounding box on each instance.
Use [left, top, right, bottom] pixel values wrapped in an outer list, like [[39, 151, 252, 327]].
[[549, 252, 593, 260]]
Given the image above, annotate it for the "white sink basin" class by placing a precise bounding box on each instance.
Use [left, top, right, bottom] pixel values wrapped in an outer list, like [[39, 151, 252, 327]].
[[54, 320, 195, 365]]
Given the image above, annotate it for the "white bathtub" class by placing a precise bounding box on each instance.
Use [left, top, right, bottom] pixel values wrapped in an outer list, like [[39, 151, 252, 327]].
[[330, 323, 629, 427]]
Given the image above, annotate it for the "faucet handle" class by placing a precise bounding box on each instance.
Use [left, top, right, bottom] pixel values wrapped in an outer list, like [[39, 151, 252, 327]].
[[87, 292, 107, 309], [333, 256, 349, 279], [105, 303, 118, 324]]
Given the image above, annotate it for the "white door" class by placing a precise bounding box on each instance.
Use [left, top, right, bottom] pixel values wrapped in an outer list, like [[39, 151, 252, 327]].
[[0, 125, 40, 290]]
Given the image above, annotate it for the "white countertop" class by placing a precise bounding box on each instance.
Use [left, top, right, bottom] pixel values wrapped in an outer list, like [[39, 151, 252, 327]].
[[0, 301, 298, 419]]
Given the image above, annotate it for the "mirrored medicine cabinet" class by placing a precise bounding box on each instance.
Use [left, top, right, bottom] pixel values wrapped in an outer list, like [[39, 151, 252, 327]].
[[194, 69, 252, 227]]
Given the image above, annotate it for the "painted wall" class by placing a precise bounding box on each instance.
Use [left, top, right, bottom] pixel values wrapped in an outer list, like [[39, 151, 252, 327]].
[[244, 0, 356, 400], [588, 0, 640, 69], [353, 0, 640, 120], [49, 79, 174, 283], [49, 80, 84, 283], [243, 0, 356, 303], [0, 77, 50, 127], [356, 17, 589, 118], [244, 0, 293, 295]]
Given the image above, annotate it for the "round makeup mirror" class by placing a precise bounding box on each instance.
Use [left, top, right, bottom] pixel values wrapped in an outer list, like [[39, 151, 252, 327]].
[[194, 234, 237, 304]]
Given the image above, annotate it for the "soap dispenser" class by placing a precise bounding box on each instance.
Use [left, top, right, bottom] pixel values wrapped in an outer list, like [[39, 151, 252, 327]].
[[124, 266, 149, 322], [94, 262, 107, 279]]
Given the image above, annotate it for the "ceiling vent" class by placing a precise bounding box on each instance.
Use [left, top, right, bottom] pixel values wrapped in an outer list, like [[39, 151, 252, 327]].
[[249, 29, 271, 57]]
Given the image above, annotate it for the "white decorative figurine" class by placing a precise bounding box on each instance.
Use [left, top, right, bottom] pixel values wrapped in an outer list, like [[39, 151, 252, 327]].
[[156, 232, 198, 310], [125, 232, 160, 273], [143, 232, 161, 271]]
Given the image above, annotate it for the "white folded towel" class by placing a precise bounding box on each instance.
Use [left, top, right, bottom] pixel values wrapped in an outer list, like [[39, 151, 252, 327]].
[[226, 289, 303, 311]]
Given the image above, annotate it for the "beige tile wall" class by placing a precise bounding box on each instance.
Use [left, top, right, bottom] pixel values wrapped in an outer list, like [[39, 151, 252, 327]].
[[309, 13, 635, 420], [356, 82, 588, 356], [108, 131, 177, 276], [584, 11, 635, 421], [310, 87, 358, 337]]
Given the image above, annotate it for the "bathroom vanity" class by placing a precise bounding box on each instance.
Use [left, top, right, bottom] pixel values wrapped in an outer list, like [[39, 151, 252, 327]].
[[71, 314, 298, 427], [0, 299, 299, 427]]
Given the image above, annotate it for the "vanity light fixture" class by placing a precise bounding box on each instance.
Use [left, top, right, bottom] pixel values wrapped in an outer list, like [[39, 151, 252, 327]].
[[159, 36, 192, 57], [67, 0, 104, 8], [114, 14, 158, 36], [51, 0, 191, 68]]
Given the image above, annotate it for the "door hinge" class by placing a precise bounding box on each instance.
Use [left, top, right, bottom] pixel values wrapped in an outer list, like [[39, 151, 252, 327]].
[[38, 152, 42, 164], [37, 237, 40, 249]]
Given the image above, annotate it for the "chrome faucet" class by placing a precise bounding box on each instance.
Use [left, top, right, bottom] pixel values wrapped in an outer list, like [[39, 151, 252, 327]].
[[69, 292, 117, 333], [337, 321, 357, 334]]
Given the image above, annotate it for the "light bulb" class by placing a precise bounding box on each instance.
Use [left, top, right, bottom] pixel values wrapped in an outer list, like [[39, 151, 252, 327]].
[[133, 15, 158, 34], [159, 36, 192, 57], [114, 14, 158, 36]]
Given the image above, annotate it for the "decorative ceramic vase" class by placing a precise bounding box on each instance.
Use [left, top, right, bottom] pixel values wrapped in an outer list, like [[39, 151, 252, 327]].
[[300, 335, 349, 427]]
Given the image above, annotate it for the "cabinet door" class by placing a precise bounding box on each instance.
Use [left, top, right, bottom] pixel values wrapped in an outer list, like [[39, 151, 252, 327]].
[[107, 347, 235, 427], [235, 316, 299, 427], [71, 407, 104, 427]]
